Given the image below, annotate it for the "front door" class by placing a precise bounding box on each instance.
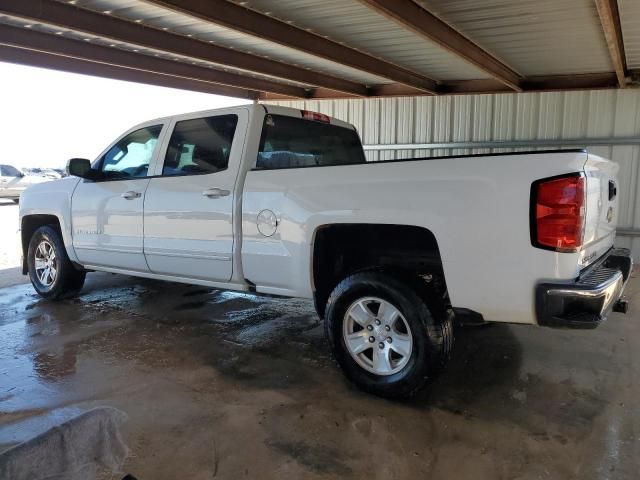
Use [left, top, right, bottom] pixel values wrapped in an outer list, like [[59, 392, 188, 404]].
[[143, 111, 246, 282], [71, 123, 165, 271]]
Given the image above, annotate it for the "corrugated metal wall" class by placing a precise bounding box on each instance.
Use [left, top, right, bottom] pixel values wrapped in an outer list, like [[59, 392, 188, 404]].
[[267, 89, 640, 259]]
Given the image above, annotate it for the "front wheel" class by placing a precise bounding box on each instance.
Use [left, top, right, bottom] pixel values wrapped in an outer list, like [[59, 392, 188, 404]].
[[325, 271, 453, 399], [27, 225, 86, 299]]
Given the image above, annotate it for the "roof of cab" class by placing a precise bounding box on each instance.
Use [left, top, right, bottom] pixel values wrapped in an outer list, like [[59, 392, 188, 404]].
[[128, 103, 356, 132]]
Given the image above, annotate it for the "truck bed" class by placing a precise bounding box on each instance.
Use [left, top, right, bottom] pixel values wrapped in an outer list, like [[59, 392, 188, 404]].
[[241, 149, 613, 325]]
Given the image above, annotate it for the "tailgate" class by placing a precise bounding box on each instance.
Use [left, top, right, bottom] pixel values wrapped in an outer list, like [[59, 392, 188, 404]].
[[580, 153, 619, 268]]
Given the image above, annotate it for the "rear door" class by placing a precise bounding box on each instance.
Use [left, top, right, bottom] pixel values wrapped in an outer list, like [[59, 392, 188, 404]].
[[143, 109, 247, 282], [71, 123, 166, 271]]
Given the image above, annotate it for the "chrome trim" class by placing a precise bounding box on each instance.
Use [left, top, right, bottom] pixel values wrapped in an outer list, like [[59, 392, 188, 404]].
[[144, 249, 232, 261], [546, 271, 624, 315], [74, 245, 141, 254], [536, 248, 632, 328]]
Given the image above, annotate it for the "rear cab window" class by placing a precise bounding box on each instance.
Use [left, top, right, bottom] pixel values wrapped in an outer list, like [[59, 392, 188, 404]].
[[255, 114, 365, 170]]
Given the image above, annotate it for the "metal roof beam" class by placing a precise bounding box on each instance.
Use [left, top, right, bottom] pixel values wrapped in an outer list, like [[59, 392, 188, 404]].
[[522, 72, 619, 91], [263, 73, 621, 100], [0, 24, 307, 97], [358, 0, 522, 92], [442, 74, 619, 94], [148, 0, 438, 94], [0, 44, 257, 99], [594, 0, 628, 87], [0, 0, 367, 97]]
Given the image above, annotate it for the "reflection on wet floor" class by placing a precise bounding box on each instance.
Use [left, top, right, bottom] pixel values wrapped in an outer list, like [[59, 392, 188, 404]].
[[1, 272, 639, 479]]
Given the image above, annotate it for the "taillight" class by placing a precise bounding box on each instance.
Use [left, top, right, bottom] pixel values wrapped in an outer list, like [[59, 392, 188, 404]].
[[531, 174, 586, 252], [301, 110, 330, 123]]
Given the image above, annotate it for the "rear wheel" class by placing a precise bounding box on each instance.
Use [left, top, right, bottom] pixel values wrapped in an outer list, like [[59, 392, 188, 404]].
[[325, 271, 453, 399], [27, 225, 86, 299]]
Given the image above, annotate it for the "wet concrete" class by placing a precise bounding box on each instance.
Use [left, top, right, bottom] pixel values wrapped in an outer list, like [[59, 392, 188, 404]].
[[1, 270, 639, 479]]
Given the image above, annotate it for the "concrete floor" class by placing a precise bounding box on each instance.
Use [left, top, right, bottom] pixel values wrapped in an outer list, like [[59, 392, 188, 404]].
[[1, 277, 638, 479], [0, 203, 639, 478]]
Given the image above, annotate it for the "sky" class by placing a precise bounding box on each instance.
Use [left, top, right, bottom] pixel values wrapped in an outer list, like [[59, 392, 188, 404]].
[[0, 62, 251, 169]]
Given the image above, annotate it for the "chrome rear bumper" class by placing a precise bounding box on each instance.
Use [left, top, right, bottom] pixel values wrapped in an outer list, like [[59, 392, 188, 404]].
[[536, 248, 632, 329]]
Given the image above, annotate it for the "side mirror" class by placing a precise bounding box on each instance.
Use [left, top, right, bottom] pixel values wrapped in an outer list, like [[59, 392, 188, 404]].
[[67, 158, 100, 180]]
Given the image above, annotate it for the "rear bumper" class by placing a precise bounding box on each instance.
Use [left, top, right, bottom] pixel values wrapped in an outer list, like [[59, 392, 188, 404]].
[[536, 248, 632, 329]]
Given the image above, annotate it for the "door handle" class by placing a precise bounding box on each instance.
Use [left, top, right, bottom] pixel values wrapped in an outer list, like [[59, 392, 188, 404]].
[[202, 188, 230, 198], [121, 190, 141, 200]]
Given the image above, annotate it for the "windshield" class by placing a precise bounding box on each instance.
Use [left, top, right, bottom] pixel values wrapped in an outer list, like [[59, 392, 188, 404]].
[[256, 114, 365, 170]]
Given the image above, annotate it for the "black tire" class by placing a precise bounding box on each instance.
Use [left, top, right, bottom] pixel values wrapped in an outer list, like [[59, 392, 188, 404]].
[[325, 271, 453, 399], [27, 225, 86, 300], [12, 198, 19, 204]]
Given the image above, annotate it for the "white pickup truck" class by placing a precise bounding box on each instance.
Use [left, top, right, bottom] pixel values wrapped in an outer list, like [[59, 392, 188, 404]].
[[19, 104, 632, 398]]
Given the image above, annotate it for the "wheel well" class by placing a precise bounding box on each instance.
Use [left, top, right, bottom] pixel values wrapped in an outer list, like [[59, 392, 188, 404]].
[[312, 224, 448, 318], [21, 215, 62, 274]]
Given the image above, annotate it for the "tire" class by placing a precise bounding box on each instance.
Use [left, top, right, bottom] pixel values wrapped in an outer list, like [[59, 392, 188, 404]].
[[27, 225, 86, 300], [12, 198, 19, 204], [325, 271, 453, 399]]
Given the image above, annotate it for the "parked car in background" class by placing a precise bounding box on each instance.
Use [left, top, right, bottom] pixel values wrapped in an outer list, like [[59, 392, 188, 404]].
[[0, 164, 49, 203], [23, 167, 62, 179], [17, 105, 632, 398]]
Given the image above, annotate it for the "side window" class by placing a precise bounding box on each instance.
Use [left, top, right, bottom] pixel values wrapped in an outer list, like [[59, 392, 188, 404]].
[[162, 115, 238, 176], [99, 125, 162, 179]]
